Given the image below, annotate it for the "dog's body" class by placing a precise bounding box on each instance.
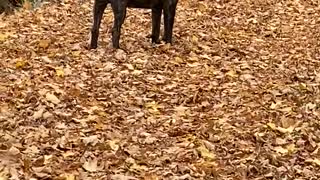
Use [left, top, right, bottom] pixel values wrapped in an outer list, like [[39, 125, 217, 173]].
[[89, 0, 179, 49]]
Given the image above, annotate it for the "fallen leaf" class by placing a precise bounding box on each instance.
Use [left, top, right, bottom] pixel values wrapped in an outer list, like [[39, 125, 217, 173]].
[[16, 59, 27, 69], [286, 144, 296, 154], [267, 122, 276, 130], [0, 33, 9, 42], [175, 106, 188, 116], [274, 146, 288, 154], [108, 139, 120, 151], [174, 56, 183, 63], [64, 174, 76, 180], [130, 163, 148, 172], [33, 107, 45, 119], [114, 49, 126, 60], [82, 135, 99, 146], [279, 107, 292, 113], [226, 70, 238, 77], [197, 145, 215, 160], [62, 151, 75, 158], [82, 158, 98, 172], [43, 111, 53, 119], [39, 40, 51, 48], [55, 68, 64, 77], [45, 93, 60, 104]]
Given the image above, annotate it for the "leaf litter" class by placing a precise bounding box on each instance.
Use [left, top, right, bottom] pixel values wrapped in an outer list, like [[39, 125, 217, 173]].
[[1, 0, 320, 179]]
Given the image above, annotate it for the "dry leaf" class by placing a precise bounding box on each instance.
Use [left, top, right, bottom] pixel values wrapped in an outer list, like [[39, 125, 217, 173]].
[[1, 0, 319, 178], [33, 108, 45, 119], [46, 93, 60, 104], [82, 135, 99, 146], [82, 158, 98, 172], [306, 158, 320, 167], [274, 146, 288, 154], [108, 140, 120, 151], [226, 70, 238, 77], [0, 33, 9, 42], [197, 145, 215, 160], [55, 68, 64, 77], [175, 106, 188, 116], [130, 163, 148, 172], [16, 59, 27, 69], [64, 174, 76, 180], [39, 40, 51, 48]]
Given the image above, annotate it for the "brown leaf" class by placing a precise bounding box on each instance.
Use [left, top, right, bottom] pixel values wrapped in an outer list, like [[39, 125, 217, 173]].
[[38, 40, 51, 49]]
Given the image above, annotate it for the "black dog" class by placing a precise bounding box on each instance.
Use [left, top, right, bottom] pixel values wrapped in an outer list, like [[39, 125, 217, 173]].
[[89, 0, 179, 49]]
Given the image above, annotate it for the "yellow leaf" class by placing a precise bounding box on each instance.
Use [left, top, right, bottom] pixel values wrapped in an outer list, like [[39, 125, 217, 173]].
[[286, 144, 296, 153], [65, 174, 76, 180], [197, 145, 215, 160], [267, 122, 276, 130], [55, 68, 64, 77], [299, 83, 307, 90], [192, 35, 198, 43], [16, 59, 27, 69], [97, 111, 108, 117], [72, 51, 81, 57], [226, 70, 238, 77], [174, 56, 183, 63], [145, 101, 161, 115], [0, 33, 9, 42], [108, 140, 120, 151], [94, 119, 104, 130]]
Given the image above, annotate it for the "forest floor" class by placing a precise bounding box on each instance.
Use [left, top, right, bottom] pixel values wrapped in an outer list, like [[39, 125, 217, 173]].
[[1, 0, 320, 179]]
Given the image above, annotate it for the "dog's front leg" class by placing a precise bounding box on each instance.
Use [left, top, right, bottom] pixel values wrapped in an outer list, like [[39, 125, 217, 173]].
[[90, 0, 108, 49], [111, 1, 127, 48], [151, 6, 162, 44], [163, 0, 178, 44]]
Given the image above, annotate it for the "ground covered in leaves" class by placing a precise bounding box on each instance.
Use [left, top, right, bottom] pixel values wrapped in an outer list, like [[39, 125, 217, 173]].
[[1, 0, 320, 179]]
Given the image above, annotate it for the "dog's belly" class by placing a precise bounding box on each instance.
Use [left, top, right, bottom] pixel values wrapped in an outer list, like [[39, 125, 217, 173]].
[[127, 0, 161, 9]]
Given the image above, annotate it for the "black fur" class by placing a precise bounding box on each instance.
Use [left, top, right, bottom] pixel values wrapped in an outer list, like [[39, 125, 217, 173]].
[[89, 0, 179, 49]]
